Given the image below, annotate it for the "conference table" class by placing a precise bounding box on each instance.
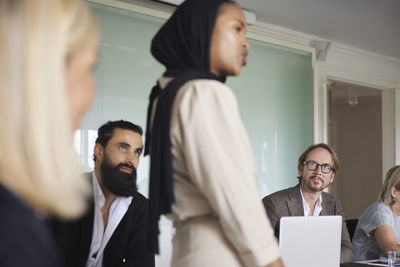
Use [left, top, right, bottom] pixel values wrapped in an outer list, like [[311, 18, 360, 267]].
[[341, 259, 391, 266], [341, 263, 374, 267]]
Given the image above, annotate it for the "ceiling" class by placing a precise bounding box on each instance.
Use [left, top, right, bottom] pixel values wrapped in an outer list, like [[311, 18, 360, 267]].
[[234, 0, 400, 59], [145, 0, 400, 59]]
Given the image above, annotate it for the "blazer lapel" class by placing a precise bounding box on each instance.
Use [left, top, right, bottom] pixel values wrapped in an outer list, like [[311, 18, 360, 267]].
[[80, 200, 94, 250], [78, 173, 95, 266], [320, 192, 333, 215], [286, 185, 305, 216]]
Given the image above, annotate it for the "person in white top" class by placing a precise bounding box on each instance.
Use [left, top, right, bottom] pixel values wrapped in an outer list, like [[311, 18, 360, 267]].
[[262, 143, 354, 263], [53, 120, 154, 267], [145, 0, 283, 266]]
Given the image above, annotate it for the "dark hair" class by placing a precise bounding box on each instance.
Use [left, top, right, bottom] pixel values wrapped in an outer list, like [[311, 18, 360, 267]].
[[93, 120, 143, 162], [297, 143, 340, 182]]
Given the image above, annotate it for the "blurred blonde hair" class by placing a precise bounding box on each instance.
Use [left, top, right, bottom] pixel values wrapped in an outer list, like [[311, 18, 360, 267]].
[[0, 0, 98, 218], [379, 165, 400, 207]]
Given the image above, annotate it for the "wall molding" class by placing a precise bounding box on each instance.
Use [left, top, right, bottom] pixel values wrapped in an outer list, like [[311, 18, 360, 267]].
[[88, 0, 173, 19], [88, 0, 400, 85], [247, 22, 313, 52], [87, 0, 400, 165]]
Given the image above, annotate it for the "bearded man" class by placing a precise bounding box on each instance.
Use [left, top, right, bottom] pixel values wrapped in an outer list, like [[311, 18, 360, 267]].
[[262, 143, 353, 263], [53, 120, 154, 267]]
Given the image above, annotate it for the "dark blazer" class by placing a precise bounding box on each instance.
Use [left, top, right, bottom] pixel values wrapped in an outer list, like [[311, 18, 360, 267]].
[[0, 184, 64, 267], [52, 173, 154, 267], [262, 184, 353, 263]]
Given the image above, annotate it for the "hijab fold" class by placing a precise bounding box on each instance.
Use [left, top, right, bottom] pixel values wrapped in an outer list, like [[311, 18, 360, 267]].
[[145, 0, 232, 253]]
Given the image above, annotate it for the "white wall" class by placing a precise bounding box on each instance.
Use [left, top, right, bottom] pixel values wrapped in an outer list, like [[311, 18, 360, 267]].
[[330, 94, 382, 219]]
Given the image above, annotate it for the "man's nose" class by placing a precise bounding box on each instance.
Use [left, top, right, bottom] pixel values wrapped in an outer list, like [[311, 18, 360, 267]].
[[313, 165, 323, 174], [125, 154, 139, 169]]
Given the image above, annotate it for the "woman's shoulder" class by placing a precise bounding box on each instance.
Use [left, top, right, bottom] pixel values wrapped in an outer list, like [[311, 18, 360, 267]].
[[0, 185, 43, 236], [176, 79, 236, 107], [0, 185, 62, 266], [360, 201, 391, 220], [372, 201, 391, 212], [171, 78, 243, 131], [0, 184, 32, 218], [181, 79, 232, 96], [364, 201, 388, 213]]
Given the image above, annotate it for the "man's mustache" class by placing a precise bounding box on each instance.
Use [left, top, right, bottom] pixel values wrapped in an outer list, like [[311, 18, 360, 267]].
[[116, 163, 135, 171]]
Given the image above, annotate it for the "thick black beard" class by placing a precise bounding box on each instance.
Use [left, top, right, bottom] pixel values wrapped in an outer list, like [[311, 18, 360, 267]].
[[100, 155, 137, 197]]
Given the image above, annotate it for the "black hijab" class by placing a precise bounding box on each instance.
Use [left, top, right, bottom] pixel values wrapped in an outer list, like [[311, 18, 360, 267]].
[[145, 0, 233, 253]]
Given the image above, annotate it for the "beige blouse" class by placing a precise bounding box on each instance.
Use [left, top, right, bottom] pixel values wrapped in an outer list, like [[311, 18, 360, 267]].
[[157, 77, 280, 267]]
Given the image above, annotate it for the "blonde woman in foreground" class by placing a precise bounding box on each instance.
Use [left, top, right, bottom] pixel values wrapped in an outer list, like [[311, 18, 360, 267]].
[[0, 0, 98, 266]]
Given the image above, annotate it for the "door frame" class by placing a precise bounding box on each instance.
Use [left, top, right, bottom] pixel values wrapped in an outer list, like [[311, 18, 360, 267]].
[[314, 53, 397, 180]]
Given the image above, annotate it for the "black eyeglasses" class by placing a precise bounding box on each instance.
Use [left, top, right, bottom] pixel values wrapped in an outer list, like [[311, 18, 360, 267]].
[[303, 161, 335, 174]]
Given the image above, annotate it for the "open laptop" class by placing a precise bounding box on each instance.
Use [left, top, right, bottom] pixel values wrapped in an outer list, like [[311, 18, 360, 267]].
[[279, 215, 342, 267]]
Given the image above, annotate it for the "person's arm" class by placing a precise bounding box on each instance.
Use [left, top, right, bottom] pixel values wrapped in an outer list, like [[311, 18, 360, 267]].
[[265, 258, 284, 267], [262, 196, 280, 238], [0, 199, 65, 267], [372, 225, 400, 255], [175, 81, 281, 266], [334, 197, 353, 263]]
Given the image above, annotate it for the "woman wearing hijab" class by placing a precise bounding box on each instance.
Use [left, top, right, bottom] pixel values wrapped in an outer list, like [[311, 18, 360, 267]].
[[146, 0, 283, 266], [0, 0, 98, 266]]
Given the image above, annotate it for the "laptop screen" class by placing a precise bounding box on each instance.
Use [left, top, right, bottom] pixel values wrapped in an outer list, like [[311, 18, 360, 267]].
[[279, 216, 342, 267]]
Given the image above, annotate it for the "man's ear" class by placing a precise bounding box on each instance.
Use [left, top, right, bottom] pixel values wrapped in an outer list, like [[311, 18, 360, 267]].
[[94, 143, 104, 161], [330, 172, 335, 183], [298, 166, 303, 178]]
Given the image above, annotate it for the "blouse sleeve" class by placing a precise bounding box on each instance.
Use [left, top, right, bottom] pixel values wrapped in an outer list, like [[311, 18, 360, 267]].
[[361, 202, 393, 237], [171, 79, 280, 266]]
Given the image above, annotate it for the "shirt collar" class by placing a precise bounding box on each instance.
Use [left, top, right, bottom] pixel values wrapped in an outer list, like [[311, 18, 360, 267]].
[[299, 186, 323, 216], [92, 172, 105, 207]]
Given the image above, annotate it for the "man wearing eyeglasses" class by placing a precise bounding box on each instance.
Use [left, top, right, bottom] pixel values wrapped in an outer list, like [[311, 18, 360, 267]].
[[262, 143, 353, 263]]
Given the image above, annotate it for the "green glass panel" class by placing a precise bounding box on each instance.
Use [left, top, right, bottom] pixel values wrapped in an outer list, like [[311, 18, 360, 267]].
[[227, 40, 313, 196], [77, 3, 313, 198]]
